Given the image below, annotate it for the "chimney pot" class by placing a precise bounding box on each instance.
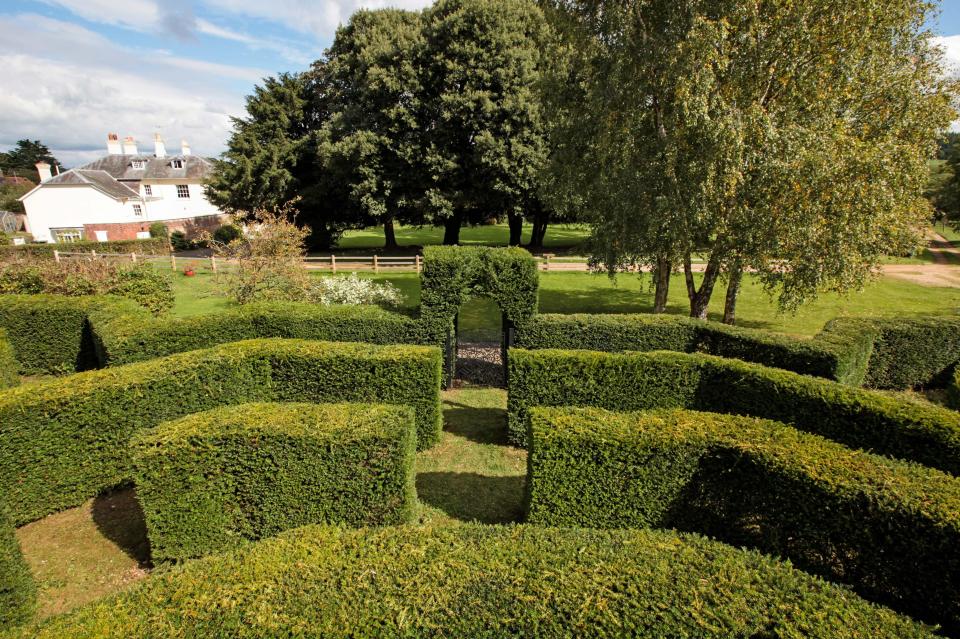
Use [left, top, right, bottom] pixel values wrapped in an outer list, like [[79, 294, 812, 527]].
[[35, 162, 52, 183], [122, 136, 138, 155], [154, 133, 166, 158], [181, 139, 191, 156], [107, 133, 121, 155]]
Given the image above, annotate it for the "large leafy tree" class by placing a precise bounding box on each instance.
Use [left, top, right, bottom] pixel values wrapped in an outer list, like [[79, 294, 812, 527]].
[[545, 0, 958, 322], [418, 0, 551, 245], [0, 140, 62, 183]]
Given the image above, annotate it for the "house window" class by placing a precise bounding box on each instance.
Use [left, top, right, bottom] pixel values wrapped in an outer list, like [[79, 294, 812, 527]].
[[172, 160, 184, 169], [133, 204, 143, 216], [52, 228, 83, 243], [176, 184, 190, 198], [143, 185, 152, 196], [131, 160, 147, 169]]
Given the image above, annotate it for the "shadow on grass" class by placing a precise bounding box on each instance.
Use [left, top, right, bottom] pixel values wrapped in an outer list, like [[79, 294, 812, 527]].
[[417, 472, 525, 524], [92, 488, 151, 567], [443, 402, 508, 445]]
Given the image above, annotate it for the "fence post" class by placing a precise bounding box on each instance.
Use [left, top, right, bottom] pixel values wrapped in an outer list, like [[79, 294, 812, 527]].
[[170, 254, 176, 271], [415, 254, 421, 273], [373, 254, 380, 274], [53, 250, 60, 264], [131, 252, 137, 264], [331, 254, 337, 274], [210, 255, 217, 274], [544, 254, 551, 271], [91, 250, 97, 260]]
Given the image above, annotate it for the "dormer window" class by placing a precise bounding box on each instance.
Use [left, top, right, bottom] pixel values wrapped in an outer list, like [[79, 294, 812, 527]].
[[171, 159, 184, 169], [131, 160, 147, 169]]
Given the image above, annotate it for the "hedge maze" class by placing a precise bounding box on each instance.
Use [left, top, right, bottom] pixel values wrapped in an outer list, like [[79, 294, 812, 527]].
[[3, 246, 960, 635]]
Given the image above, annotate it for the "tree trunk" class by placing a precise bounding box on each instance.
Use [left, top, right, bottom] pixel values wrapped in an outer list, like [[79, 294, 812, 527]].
[[383, 218, 398, 250], [653, 257, 671, 314], [683, 252, 722, 320], [508, 213, 523, 246], [528, 209, 550, 249], [723, 261, 743, 325], [442, 214, 462, 245]]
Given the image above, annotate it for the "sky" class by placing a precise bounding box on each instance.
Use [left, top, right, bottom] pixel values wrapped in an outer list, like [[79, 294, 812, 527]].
[[0, 0, 958, 169]]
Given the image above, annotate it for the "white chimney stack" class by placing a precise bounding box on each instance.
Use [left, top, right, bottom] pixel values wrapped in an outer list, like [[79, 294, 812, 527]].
[[154, 133, 166, 158], [35, 162, 52, 183], [122, 136, 138, 155], [181, 139, 191, 156], [107, 133, 121, 155]]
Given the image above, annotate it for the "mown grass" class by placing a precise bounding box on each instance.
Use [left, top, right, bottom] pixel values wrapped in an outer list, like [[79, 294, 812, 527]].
[[336, 222, 590, 251]]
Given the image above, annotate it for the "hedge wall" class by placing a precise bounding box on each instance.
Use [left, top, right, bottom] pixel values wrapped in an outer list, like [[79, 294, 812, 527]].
[[0, 237, 170, 258], [507, 349, 960, 475], [0, 295, 126, 374], [0, 338, 442, 525], [864, 316, 960, 389], [89, 300, 442, 367], [0, 502, 35, 631], [132, 402, 417, 563], [526, 407, 960, 632], [0, 329, 18, 388], [9, 525, 934, 638]]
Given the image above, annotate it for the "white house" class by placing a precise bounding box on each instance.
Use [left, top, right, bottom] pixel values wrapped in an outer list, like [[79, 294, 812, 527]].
[[20, 133, 228, 243]]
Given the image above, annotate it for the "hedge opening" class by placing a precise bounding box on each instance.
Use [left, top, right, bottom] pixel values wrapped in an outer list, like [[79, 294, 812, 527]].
[[132, 402, 417, 563], [9, 525, 934, 638], [0, 338, 441, 526], [506, 348, 960, 475], [526, 407, 960, 633]]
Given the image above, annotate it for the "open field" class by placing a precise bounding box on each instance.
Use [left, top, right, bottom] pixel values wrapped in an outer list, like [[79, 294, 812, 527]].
[[335, 223, 591, 251]]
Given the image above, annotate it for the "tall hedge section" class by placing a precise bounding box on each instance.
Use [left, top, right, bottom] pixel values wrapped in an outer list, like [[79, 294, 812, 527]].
[[526, 407, 960, 632], [0, 329, 18, 388], [0, 338, 441, 525], [9, 525, 935, 638], [132, 402, 417, 563], [0, 502, 35, 631], [507, 348, 960, 475]]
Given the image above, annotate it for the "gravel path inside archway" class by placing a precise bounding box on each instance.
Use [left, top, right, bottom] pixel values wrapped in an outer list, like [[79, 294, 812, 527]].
[[456, 342, 504, 387]]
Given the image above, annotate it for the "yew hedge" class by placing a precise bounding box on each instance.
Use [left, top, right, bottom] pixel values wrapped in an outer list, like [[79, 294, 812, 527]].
[[0, 330, 18, 388], [525, 407, 960, 633], [132, 402, 417, 563]]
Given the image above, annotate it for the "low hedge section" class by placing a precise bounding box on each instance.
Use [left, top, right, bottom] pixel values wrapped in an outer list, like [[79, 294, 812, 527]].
[[507, 348, 960, 475], [0, 502, 35, 631], [0, 330, 18, 388], [526, 407, 960, 632], [8, 525, 935, 638], [864, 316, 960, 389], [88, 300, 443, 366], [0, 237, 170, 258], [132, 402, 417, 563], [0, 338, 442, 525]]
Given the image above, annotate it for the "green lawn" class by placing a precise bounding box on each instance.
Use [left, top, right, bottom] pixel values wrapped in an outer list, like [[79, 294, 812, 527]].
[[336, 223, 590, 251], [169, 270, 960, 339]]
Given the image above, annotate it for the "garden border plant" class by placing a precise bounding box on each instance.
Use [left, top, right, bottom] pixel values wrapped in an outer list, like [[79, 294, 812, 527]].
[[507, 348, 960, 475], [132, 402, 417, 563], [525, 406, 960, 633], [6, 525, 936, 638], [0, 338, 441, 526]]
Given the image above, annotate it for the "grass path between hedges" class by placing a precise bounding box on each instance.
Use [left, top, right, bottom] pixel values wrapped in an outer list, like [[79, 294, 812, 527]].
[[15, 387, 522, 620]]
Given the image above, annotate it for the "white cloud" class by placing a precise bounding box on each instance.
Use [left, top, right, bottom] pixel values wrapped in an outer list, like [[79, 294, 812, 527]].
[[37, 0, 161, 32], [935, 35, 960, 75]]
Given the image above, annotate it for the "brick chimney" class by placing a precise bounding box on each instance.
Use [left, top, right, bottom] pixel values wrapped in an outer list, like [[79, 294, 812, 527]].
[[122, 136, 138, 155], [107, 133, 121, 155], [154, 133, 166, 158], [181, 139, 191, 156], [35, 162, 52, 183]]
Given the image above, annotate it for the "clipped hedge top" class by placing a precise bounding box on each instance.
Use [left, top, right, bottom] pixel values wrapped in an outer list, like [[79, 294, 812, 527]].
[[134, 402, 412, 448], [531, 406, 960, 525], [10, 525, 933, 638]]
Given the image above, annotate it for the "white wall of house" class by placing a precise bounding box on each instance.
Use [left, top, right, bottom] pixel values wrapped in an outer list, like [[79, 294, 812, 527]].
[[140, 182, 220, 220], [21, 185, 132, 242]]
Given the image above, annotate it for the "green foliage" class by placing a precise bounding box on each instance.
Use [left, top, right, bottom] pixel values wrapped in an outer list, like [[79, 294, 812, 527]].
[[0, 181, 31, 215], [148, 222, 169, 239], [212, 224, 241, 244], [0, 338, 442, 525], [526, 406, 960, 632], [10, 525, 933, 638], [0, 140, 61, 183], [0, 501, 35, 631], [863, 316, 960, 389], [168, 231, 191, 252], [507, 349, 960, 475], [105, 265, 174, 316], [132, 402, 417, 563], [0, 329, 18, 388], [0, 237, 170, 258]]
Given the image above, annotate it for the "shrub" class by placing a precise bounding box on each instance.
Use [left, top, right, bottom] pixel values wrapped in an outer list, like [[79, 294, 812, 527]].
[[862, 316, 960, 389], [526, 407, 960, 632], [148, 222, 169, 239], [212, 223, 241, 244], [105, 265, 174, 316], [9, 525, 933, 638], [307, 273, 404, 308], [132, 402, 417, 563], [0, 237, 170, 258], [0, 338, 442, 525], [0, 501, 35, 631], [0, 329, 18, 388], [506, 348, 960, 475], [169, 231, 192, 252]]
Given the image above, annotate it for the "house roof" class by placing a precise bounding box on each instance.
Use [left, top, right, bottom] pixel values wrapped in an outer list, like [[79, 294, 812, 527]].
[[37, 169, 140, 200], [78, 154, 214, 181]]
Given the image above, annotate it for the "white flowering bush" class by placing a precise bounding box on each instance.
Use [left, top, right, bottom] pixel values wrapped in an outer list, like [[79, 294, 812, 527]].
[[308, 273, 405, 308]]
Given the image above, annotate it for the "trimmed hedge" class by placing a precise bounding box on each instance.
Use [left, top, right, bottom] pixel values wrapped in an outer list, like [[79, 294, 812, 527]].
[[88, 300, 442, 366], [0, 338, 442, 525], [864, 316, 960, 389], [0, 237, 170, 258], [132, 402, 417, 563], [0, 330, 18, 388], [507, 348, 960, 475], [526, 407, 960, 632], [9, 525, 934, 638], [0, 502, 35, 631]]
